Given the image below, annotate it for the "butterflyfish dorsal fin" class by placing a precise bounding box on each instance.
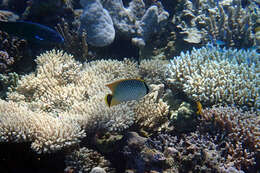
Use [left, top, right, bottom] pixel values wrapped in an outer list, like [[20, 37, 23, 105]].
[[106, 79, 129, 93]]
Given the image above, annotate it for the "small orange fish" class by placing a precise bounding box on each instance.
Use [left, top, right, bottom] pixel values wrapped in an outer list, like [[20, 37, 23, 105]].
[[105, 79, 149, 107], [196, 101, 203, 115]]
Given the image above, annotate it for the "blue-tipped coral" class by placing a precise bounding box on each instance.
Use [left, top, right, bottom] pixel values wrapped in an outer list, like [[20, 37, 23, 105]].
[[166, 44, 259, 109]]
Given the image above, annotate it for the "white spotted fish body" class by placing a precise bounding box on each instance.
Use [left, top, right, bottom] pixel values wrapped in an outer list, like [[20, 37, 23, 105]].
[[105, 79, 149, 107]]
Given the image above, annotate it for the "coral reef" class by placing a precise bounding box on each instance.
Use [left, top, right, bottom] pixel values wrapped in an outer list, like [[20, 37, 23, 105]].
[[0, 30, 28, 72], [65, 147, 116, 173], [79, 0, 115, 47], [56, 18, 89, 60], [149, 105, 259, 172], [0, 72, 19, 99], [122, 132, 176, 172], [166, 44, 260, 108], [139, 59, 169, 84], [169, 101, 198, 133], [0, 100, 86, 153], [172, 0, 259, 48], [201, 105, 260, 156], [0, 49, 171, 153], [0, 50, 14, 73], [79, 0, 169, 48], [133, 84, 169, 133], [0, 9, 19, 21]]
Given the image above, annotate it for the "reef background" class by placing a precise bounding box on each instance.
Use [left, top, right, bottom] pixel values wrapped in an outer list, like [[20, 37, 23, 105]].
[[0, 0, 259, 173]]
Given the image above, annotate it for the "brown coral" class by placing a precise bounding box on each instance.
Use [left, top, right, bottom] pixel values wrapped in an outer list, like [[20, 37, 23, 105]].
[[200, 105, 259, 170], [0, 30, 28, 72]]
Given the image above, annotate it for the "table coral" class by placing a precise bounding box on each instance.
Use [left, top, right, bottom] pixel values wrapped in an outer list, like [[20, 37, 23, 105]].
[[166, 44, 259, 109]]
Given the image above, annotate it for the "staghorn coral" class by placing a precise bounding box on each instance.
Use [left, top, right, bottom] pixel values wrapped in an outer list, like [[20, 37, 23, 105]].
[[0, 72, 19, 99], [172, 0, 258, 48], [139, 59, 169, 84], [166, 44, 260, 108], [56, 18, 89, 61], [133, 84, 169, 132], [0, 49, 170, 153], [0, 100, 85, 153]]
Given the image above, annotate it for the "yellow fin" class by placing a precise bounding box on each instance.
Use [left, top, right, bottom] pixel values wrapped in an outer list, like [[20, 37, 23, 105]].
[[105, 94, 111, 107], [105, 94, 120, 107], [106, 80, 123, 93], [110, 97, 121, 107], [196, 101, 203, 115], [255, 26, 260, 33]]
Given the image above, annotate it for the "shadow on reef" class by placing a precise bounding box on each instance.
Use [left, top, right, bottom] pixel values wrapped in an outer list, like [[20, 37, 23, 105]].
[[89, 36, 140, 62], [0, 142, 65, 173]]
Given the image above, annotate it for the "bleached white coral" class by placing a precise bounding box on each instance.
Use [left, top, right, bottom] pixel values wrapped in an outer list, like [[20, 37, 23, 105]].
[[166, 45, 259, 108], [134, 84, 169, 132], [0, 100, 85, 153], [1, 49, 170, 153]]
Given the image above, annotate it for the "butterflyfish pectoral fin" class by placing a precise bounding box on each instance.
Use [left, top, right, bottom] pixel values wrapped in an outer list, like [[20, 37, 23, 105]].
[[105, 94, 120, 107], [110, 97, 121, 107]]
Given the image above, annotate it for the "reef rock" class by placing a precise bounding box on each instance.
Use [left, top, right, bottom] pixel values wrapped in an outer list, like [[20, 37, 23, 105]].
[[80, 0, 115, 47]]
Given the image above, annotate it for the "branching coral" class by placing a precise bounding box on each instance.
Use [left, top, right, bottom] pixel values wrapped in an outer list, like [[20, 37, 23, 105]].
[[139, 59, 169, 84], [166, 44, 260, 108], [65, 147, 116, 173], [200, 105, 259, 171], [0, 100, 85, 153], [0, 50, 14, 73], [134, 84, 169, 132], [56, 18, 89, 60], [149, 104, 259, 172], [172, 0, 258, 48], [1, 49, 170, 153], [0, 30, 28, 72]]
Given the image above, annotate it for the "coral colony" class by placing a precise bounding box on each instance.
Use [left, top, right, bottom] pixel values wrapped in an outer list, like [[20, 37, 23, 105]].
[[0, 0, 259, 173]]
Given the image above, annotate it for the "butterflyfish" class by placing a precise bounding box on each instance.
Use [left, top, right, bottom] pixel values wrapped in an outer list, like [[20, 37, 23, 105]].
[[105, 79, 149, 107]]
